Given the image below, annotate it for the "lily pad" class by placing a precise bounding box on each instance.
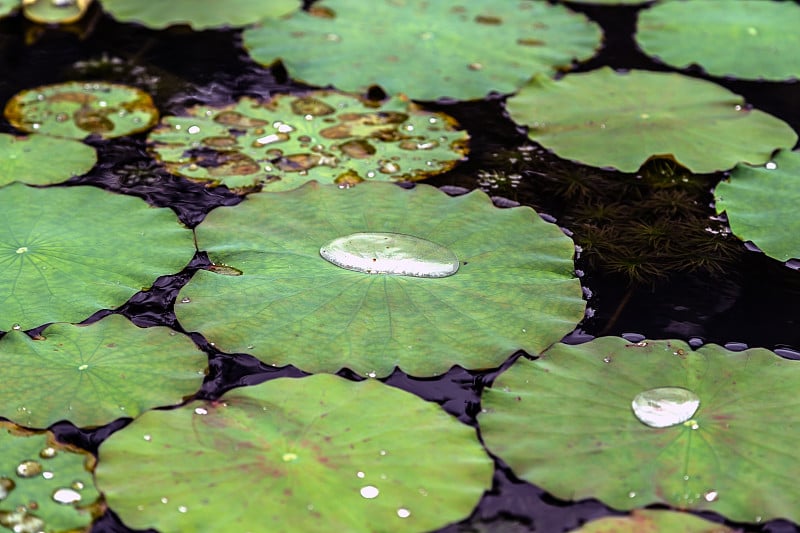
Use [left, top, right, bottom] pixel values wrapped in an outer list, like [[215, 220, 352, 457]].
[[175, 181, 585, 377], [636, 0, 800, 80], [95, 374, 493, 532], [506, 67, 798, 173], [714, 150, 800, 263], [242, 0, 602, 101], [479, 338, 800, 523], [22, 0, 93, 24], [0, 315, 207, 429], [4, 81, 158, 139], [0, 133, 96, 186], [0, 0, 17, 18], [100, 0, 298, 29], [0, 421, 100, 533], [571, 510, 735, 533], [0, 183, 194, 330], [148, 92, 468, 192]]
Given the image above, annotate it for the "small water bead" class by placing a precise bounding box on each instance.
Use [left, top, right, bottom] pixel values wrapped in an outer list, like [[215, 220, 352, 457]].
[[16, 461, 43, 478], [178, 505, 188, 513], [631, 387, 700, 428], [704, 490, 718, 502], [16, 247, 28, 254], [397, 508, 411, 518], [194, 407, 208, 415], [11, 324, 21, 330], [41, 472, 54, 480], [320, 233, 459, 278], [765, 161, 777, 170], [52, 488, 82, 504], [356, 471, 365, 479], [187, 125, 200, 134], [39, 447, 56, 459], [360, 485, 379, 499]]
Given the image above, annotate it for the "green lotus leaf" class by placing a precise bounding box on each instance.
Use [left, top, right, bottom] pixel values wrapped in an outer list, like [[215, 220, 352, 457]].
[[4, 81, 158, 140], [100, 0, 299, 29], [637, 0, 800, 81], [95, 374, 493, 532], [0, 133, 96, 186], [479, 338, 800, 523], [148, 92, 468, 192], [0, 183, 194, 330], [0, 0, 17, 18], [507, 67, 798, 173], [0, 315, 207, 428], [0, 421, 100, 533], [22, 0, 93, 24], [242, 0, 602, 101], [714, 150, 800, 263], [176, 181, 585, 377], [571, 510, 735, 533]]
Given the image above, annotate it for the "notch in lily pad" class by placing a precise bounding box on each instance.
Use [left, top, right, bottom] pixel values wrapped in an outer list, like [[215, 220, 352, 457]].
[[4, 81, 159, 140]]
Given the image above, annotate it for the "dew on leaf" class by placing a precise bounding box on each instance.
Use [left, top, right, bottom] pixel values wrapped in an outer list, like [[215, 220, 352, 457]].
[[319, 232, 460, 278], [631, 386, 700, 428], [397, 508, 411, 518], [360, 485, 379, 499], [51, 487, 82, 504], [16, 461, 43, 478]]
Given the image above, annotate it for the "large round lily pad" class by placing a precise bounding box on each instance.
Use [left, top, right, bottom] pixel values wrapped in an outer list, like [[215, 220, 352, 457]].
[[714, 150, 800, 263], [100, 0, 299, 29], [506, 67, 798, 173], [176, 181, 585, 377], [0, 183, 194, 330], [637, 0, 800, 80], [22, 0, 93, 24], [242, 0, 602, 101], [0, 133, 96, 186], [95, 374, 493, 532], [148, 92, 468, 192], [479, 338, 800, 523], [0, 422, 100, 533], [0, 314, 207, 429], [571, 510, 735, 533], [4, 81, 159, 140]]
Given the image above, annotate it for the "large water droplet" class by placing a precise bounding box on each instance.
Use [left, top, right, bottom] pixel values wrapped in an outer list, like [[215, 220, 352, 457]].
[[319, 232, 459, 278], [16, 461, 43, 478], [52, 488, 82, 504], [360, 485, 379, 499], [631, 386, 700, 428]]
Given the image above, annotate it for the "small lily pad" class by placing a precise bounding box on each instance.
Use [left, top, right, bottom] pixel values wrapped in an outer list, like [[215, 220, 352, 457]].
[[506, 68, 797, 173], [243, 0, 601, 101], [0, 183, 195, 330], [176, 181, 585, 377], [148, 92, 468, 192], [571, 510, 735, 533], [637, 0, 800, 80], [714, 150, 800, 263], [22, 0, 93, 25], [4, 81, 159, 140], [479, 338, 800, 523], [0, 421, 100, 533], [0, 133, 96, 186], [95, 374, 493, 532], [0, 315, 207, 429], [100, 0, 299, 29]]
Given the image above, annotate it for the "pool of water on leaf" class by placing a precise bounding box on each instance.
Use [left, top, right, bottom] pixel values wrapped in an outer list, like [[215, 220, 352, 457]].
[[1, 2, 799, 532]]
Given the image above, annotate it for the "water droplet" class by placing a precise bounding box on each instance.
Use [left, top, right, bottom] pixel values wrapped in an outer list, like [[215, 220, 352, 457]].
[[11, 324, 21, 330], [320, 232, 459, 278], [41, 472, 54, 480], [52, 488, 81, 504], [747, 26, 758, 36], [397, 508, 411, 518], [16, 461, 43, 478], [632, 387, 700, 428], [325, 33, 341, 42], [0, 478, 15, 500], [282, 452, 298, 462], [254, 133, 289, 146], [180, 297, 191, 304], [360, 485, 379, 499], [194, 407, 208, 415], [187, 125, 200, 134], [71, 481, 84, 490], [366, 371, 377, 378], [356, 471, 365, 479], [161, 497, 169, 504], [15, 247, 28, 254], [628, 491, 636, 498], [379, 450, 387, 456], [704, 490, 718, 502], [766, 161, 777, 170], [378, 160, 400, 173], [39, 447, 56, 459], [178, 505, 188, 513], [602, 357, 612, 363], [684, 419, 700, 430], [78, 364, 88, 371], [143, 434, 152, 442]]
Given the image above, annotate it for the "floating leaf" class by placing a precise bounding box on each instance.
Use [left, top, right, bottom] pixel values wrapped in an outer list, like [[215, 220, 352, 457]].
[[714, 150, 800, 262], [176, 182, 584, 377], [243, 0, 601, 101], [479, 338, 800, 523], [0, 315, 206, 428], [0, 133, 96, 186], [637, 0, 800, 81], [507, 68, 797, 173], [4, 81, 158, 140], [0, 422, 100, 533], [96, 374, 493, 532], [0, 0, 17, 18], [148, 92, 468, 192], [0, 183, 194, 330], [100, 0, 299, 29], [571, 510, 735, 533], [22, 0, 93, 25]]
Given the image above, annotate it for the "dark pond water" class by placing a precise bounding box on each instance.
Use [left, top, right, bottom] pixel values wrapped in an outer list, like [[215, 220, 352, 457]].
[[1, 1, 799, 532]]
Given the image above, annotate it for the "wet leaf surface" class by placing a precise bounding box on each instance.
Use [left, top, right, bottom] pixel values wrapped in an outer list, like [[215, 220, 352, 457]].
[[507, 67, 797, 173], [95, 374, 493, 532], [0, 421, 100, 533], [148, 91, 468, 192], [4, 81, 158, 140], [243, 0, 602, 100], [480, 338, 800, 523], [175, 181, 585, 377], [0, 133, 96, 186], [100, 0, 299, 29]]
